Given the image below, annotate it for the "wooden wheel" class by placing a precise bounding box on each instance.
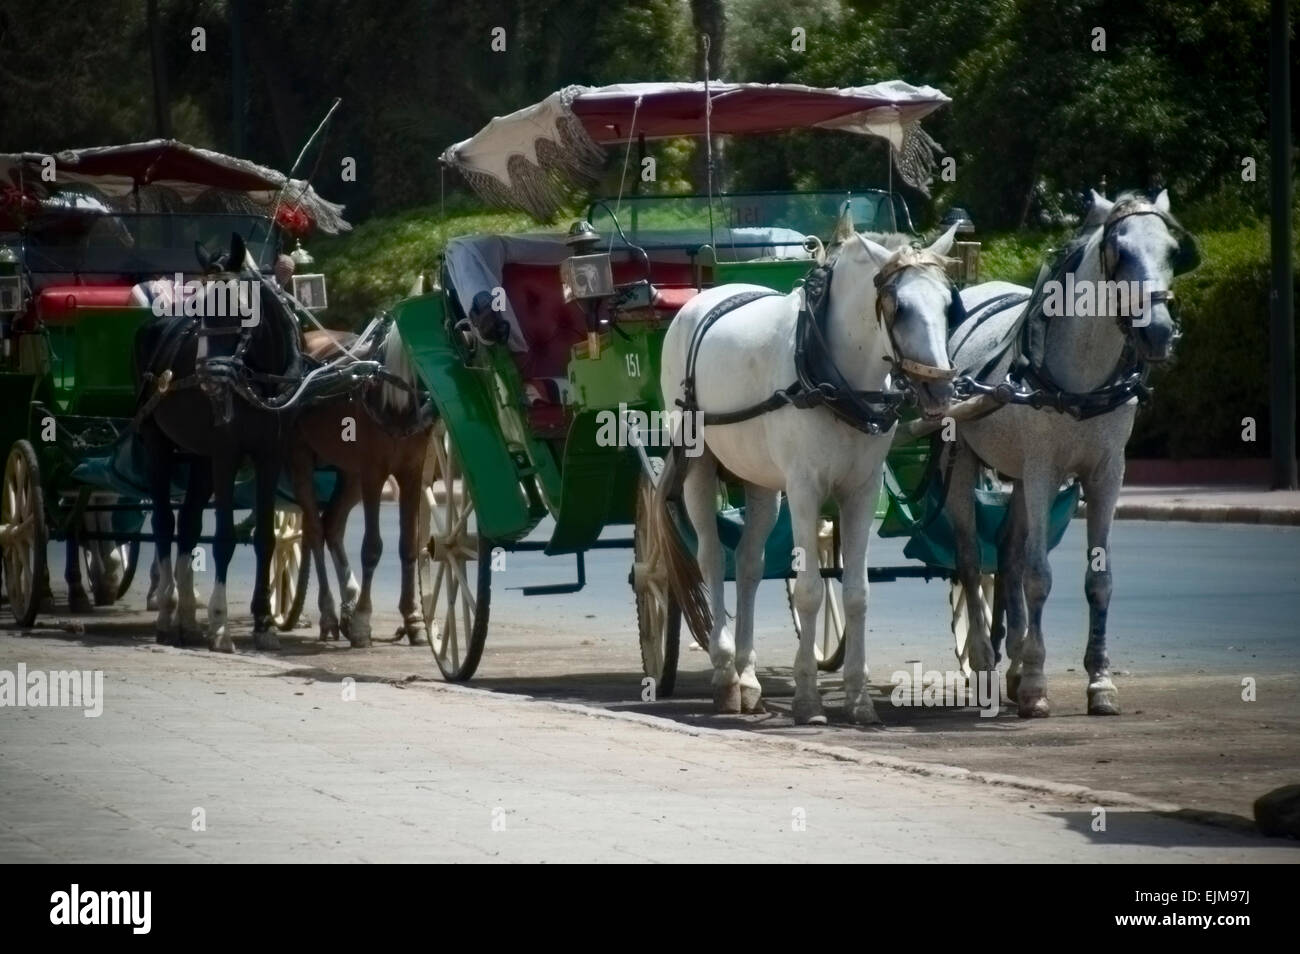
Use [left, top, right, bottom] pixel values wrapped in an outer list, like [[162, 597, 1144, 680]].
[[632, 457, 681, 698], [1, 441, 48, 627], [950, 574, 995, 676], [269, 504, 310, 630], [418, 420, 490, 681], [786, 518, 846, 672]]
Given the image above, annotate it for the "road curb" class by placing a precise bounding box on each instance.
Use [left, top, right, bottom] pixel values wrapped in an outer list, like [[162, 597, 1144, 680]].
[[141, 641, 1276, 836], [1081, 502, 1300, 526]]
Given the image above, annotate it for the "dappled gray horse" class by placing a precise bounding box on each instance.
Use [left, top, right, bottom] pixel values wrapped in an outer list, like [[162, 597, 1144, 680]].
[[947, 190, 1198, 717]]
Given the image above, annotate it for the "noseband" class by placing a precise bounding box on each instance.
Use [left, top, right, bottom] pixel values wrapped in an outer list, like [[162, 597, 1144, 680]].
[[872, 248, 958, 383]]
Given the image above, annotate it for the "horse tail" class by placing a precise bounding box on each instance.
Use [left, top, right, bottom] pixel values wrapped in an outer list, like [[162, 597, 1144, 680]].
[[380, 323, 419, 414], [651, 447, 712, 647]]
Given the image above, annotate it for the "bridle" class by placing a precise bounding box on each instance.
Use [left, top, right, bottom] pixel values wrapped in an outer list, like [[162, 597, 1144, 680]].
[[871, 246, 959, 384], [1097, 198, 1197, 333]]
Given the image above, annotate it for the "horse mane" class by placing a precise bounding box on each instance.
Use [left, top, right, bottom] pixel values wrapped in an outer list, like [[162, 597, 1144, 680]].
[[380, 323, 419, 414]]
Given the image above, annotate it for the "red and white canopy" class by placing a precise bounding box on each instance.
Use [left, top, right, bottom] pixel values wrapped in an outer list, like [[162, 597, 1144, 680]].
[[1, 140, 350, 234], [441, 81, 950, 220]]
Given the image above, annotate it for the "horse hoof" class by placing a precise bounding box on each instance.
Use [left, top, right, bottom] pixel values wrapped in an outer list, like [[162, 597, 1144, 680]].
[[92, 586, 116, 607], [792, 697, 827, 726], [253, 630, 280, 652], [319, 616, 340, 641], [406, 624, 429, 647], [713, 682, 742, 714], [847, 702, 882, 726], [1017, 693, 1051, 718], [68, 588, 93, 614], [178, 626, 206, 648], [1088, 687, 1121, 716], [146, 593, 159, 612], [155, 627, 177, 646], [739, 684, 764, 713], [210, 634, 234, 654], [1006, 672, 1021, 704]]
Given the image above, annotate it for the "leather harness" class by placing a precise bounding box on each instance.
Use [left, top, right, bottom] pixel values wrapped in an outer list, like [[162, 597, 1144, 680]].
[[678, 252, 956, 437]]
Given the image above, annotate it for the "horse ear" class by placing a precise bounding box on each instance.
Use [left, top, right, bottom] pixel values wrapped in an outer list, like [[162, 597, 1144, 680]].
[[856, 233, 893, 269], [229, 232, 248, 271], [1083, 189, 1112, 228], [1154, 189, 1171, 214], [829, 203, 856, 246], [927, 223, 959, 258]]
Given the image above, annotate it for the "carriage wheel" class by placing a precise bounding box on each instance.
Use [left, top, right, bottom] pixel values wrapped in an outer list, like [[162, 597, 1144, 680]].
[[419, 420, 490, 682], [632, 457, 681, 698], [949, 574, 995, 676], [786, 518, 846, 672], [269, 504, 310, 630], [2, 441, 49, 628]]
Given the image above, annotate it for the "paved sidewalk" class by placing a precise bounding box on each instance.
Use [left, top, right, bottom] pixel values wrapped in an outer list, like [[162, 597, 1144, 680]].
[[1111, 485, 1300, 525], [1, 637, 1295, 863]]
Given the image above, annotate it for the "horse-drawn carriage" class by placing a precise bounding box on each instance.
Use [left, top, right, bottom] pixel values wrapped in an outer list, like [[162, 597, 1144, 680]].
[[392, 81, 1080, 692], [0, 141, 348, 628]]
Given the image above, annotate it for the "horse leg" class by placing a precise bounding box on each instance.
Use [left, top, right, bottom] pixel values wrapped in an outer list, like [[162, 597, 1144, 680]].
[[65, 529, 93, 614], [325, 472, 362, 636], [250, 452, 281, 650], [348, 471, 384, 649], [734, 485, 778, 713], [1081, 462, 1123, 715], [144, 425, 178, 644], [291, 446, 337, 641], [839, 465, 881, 726], [949, 443, 997, 675], [1015, 470, 1056, 718], [1000, 483, 1029, 702], [786, 476, 828, 725], [395, 455, 428, 646], [208, 455, 237, 653], [146, 555, 161, 611], [174, 459, 211, 648], [682, 450, 737, 713]]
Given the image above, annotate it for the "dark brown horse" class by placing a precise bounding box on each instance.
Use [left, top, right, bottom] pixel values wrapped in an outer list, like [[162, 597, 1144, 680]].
[[289, 323, 432, 647]]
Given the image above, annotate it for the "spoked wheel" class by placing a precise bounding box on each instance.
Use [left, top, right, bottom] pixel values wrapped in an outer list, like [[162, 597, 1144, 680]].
[[786, 517, 846, 672], [269, 504, 310, 630], [418, 420, 490, 682], [632, 457, 681, 698], [949, 574, 995, 676], [1, 441, 49, 627]]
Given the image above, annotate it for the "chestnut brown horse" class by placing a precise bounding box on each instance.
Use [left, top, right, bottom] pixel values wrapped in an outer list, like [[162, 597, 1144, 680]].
[[289, 323, 432, 647]]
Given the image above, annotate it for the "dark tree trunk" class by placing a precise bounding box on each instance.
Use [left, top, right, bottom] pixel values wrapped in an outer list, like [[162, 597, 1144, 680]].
[[147, 0, 171, 138]]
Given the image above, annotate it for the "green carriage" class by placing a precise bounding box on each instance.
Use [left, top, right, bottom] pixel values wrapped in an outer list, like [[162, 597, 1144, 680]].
[[396, 82, 1074, 690], [0, 141, 346, 628]]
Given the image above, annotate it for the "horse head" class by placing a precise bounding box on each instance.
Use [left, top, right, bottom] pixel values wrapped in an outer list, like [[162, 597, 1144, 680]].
[[1084, 188, 1197, 364], [855, 226, 962, 418]]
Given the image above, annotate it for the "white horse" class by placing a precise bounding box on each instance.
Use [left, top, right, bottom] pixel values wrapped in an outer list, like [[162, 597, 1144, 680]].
[[652, 227, 961, 725], [948, 190, 1197, 717]]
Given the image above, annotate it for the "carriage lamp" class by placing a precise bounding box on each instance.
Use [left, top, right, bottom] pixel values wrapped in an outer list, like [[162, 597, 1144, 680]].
[[288, 240, 328, 311], [561, 222, 614, 357], [941, 207, 980, 287], [0, 245, 25, 360]]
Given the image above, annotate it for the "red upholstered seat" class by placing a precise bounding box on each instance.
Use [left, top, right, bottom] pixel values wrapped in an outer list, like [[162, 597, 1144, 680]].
[[502, 260, 700, 437], [37, 284, 136, 324]]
